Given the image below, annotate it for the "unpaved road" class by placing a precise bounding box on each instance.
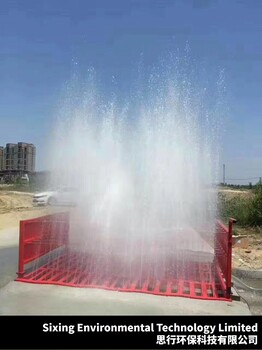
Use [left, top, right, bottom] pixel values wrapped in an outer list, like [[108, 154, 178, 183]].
[[0, 191, 54, 230], [0, 191, 33, 214]]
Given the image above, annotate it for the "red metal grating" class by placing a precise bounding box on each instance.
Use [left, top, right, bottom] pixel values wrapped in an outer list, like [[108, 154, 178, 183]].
[[16, 250, 230, 301], [16, 213, 235, 301]]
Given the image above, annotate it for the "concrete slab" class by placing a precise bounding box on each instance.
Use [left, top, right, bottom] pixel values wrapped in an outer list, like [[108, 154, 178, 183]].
[[0, 227, 19, 247], [0, 246, 18, 288], [0, 228, 19, 288], [0, 281, 251, 315]]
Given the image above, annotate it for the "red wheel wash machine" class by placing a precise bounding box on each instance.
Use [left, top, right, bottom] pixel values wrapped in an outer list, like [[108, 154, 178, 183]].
[[16, 212, 235, 301]]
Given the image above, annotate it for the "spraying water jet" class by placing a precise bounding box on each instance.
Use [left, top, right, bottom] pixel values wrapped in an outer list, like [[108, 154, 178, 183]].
[[16, 62, 235, 301]]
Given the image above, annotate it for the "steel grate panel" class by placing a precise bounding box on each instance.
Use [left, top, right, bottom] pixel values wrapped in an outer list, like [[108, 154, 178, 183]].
[[16, 251, 230, 301]]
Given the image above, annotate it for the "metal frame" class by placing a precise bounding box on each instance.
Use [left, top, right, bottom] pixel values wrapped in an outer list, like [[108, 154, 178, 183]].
[[16, 214, 235, 301]]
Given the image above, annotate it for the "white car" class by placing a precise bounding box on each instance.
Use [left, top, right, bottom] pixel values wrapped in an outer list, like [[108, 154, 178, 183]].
[[32, 187, 78, 206]]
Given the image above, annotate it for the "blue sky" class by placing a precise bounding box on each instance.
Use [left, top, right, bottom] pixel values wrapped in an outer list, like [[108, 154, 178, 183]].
[[0, 0, 262, 183]]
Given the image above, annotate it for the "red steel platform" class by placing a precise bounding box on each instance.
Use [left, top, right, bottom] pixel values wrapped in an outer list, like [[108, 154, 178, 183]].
[[16, 213, 235, 301]]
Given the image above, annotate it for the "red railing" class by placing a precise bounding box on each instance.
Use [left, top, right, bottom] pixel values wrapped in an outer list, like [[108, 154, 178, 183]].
[[215, 218, 236, 298], [17, 212, 69, 278]]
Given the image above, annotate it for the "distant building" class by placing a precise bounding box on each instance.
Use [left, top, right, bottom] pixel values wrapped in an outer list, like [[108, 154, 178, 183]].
[[0, 146, 4, 171], [0, 142, 36, 173], [16, 142, 36, 172], [4, 143, 17, 171]]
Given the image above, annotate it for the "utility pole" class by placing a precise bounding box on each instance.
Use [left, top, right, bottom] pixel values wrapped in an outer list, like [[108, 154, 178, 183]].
[[223, 164, 226, 185]]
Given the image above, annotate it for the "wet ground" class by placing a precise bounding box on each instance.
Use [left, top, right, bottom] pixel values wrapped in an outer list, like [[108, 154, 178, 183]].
[[0, 281, 251, 315], [232, 270, 262, 315], [237, 290, 262, 315]]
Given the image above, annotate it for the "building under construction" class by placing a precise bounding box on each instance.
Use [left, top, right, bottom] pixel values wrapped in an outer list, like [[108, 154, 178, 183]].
[[0, 142, 36, 182]]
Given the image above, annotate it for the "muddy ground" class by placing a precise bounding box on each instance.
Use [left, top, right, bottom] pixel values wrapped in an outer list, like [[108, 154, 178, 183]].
[[0, 189, 261, 270]]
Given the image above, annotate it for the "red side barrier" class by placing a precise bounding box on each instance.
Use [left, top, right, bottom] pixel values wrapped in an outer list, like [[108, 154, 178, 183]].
[[17, 212, 69, 278], [215, 218, 236, 299]]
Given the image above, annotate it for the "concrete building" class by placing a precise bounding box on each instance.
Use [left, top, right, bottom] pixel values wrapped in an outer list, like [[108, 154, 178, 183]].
[[16, 142, 36, 172], [0, 147, 4, 171], [0, 142, 36, 172], [4, 143, 16, 171]]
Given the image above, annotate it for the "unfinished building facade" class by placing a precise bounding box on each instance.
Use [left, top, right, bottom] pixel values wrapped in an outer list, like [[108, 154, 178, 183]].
[[0, 142, 36, 172]]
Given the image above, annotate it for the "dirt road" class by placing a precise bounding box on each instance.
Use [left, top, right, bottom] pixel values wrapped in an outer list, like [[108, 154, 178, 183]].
[[0, 191, 54, 230]]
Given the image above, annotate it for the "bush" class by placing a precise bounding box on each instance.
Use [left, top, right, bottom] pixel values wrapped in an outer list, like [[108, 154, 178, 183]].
[[250, 184, 262, 226], [218, 184, 262, 227]]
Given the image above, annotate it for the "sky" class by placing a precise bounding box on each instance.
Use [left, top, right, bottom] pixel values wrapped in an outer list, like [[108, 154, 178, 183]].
[[0, 0, 262, 184]]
